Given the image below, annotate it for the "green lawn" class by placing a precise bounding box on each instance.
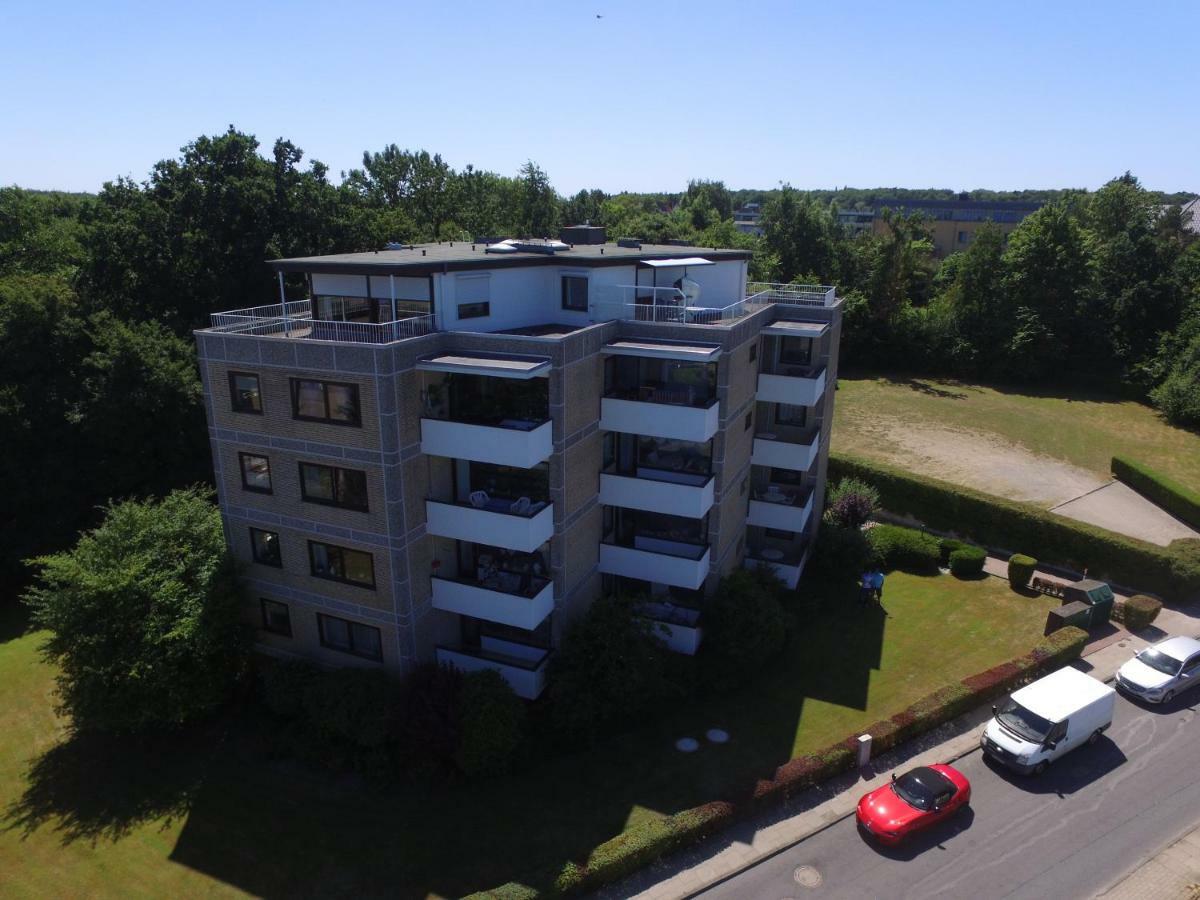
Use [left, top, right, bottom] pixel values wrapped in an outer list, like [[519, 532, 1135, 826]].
[[833, 374, 1200, 489], [1, 574, 1055, 898]]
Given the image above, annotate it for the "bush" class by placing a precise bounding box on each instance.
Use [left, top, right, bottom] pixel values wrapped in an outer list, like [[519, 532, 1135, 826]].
[[824, 477, 880, 529], [259, 658, 321, 719], [23, 488, 248, 733], [810, 523, 875, 580], [829, 453, 1200, 602], [867, 524, 941, 573], [548, 595, 675, 743], [700, 568, 789, 691], [948, 545, 986, 577], [1115, 594, 1163, 632], [396, 662, 463, 777], [939, 537, 969, 566], [303, 667, 398, 750], [1008, 553, 1037, 589], [457, 669, 525, 778], [1112, 456, 1200, 531]]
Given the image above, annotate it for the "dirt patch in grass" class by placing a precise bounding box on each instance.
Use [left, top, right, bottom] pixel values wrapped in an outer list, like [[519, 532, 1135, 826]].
[[843, 413, 1103, 506]]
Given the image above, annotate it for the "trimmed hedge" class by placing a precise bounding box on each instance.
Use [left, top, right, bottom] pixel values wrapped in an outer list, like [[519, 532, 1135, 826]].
[[1113, 455, 1200, 531], [473, 625, 1089, 898], [1115, 594, 1164, 632], [830, 453, 1200, 602], [867, 524, 941, 573], [948, 545, 986, 578], [939, 537, 969, 566], [1008, 554, 1037, 589]]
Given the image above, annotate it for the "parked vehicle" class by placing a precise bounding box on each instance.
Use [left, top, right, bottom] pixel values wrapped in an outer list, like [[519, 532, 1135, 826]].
[[1116, 636, 1200, 704], [981, 667, 1115, 775], [856, 764, 970, 844]]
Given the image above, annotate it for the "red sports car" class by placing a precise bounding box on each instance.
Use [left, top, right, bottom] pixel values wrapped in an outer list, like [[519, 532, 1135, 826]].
[[856, 764, 971, 845]]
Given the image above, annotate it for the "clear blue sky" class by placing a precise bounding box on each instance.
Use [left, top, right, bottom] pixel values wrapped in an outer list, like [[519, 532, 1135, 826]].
[[1, 0, 1196, 195]]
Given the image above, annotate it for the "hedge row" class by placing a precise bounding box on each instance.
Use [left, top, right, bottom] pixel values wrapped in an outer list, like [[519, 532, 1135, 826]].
[[830, 453, 1200, 602], [470, 626, 1089, 898], [1112, 455, 1200, 531], [867, 523, 940, 572]]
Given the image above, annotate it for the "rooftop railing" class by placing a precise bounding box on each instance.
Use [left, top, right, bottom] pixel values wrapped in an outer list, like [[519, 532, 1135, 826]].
[[592, 285, 767, 326], [208, 300, 436, 344], [746, 282, 837, 306]]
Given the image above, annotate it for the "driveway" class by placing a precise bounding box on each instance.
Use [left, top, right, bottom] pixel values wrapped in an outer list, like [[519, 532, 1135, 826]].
[[1051, 481, 1200, 547]]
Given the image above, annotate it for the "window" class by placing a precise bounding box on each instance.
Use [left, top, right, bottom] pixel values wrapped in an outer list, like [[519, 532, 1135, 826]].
[[250, 527, 281, 567], [740, 476, 748, 496], [957, 230, 969, 244], [775, 403, 808, 427], [779, 337, 813, 366], [745, 410, 753, 431], [228, 372, 262, 414], [290, 379, 361, 426], [315, 296, 373, 322], [1183, 655, 1200, 676], [317, 613, 383, 661], [299, 462, 369, 512], [260, 598, 292, 636], [749, 341, 758, 363], [457, 301, 490, 319], [239, 453, 272, 493], [308, 540, 375, 588], [561, 275, 589, 312]]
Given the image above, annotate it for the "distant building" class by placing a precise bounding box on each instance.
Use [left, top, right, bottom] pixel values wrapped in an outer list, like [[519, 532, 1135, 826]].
[[1182, 198, 1200, 236], [733, 202, 763, 235], [836, 208, 874, 238], [866, 196, 1043, 258]]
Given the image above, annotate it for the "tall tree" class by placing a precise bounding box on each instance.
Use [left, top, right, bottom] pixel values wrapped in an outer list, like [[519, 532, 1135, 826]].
[[516, 161, 560, 238]]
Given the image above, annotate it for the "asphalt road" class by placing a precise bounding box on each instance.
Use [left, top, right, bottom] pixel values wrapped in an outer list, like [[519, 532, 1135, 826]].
[[698, 687, 1200, 900]]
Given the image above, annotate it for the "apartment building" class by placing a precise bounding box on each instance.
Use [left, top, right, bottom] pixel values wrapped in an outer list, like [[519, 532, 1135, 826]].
[[195, 231, 842, 699], [864, 196, 1043, 258]]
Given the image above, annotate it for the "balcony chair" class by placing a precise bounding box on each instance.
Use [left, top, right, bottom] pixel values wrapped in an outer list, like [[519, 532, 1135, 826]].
[[469, 490, 489, 509], [509, 496, 532, 516]]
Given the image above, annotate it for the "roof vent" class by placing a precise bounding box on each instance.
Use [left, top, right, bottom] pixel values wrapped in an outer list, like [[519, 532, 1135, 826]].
[[384, 242, 415, 251], [617, 237, 642, 249], [559, 225, 606, 245], [486, 238, 569, 255]]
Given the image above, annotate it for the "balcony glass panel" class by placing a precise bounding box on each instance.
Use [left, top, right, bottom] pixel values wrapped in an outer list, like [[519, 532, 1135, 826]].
[[425, 372, 549, 429], [604, 356, 716, 408]]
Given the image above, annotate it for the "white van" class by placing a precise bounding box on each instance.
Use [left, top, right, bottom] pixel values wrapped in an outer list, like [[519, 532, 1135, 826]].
[[981, 667, 1115, 775]]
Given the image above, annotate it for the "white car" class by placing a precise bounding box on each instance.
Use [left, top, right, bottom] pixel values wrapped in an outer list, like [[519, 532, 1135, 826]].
[[1116, 636, 1200, 703]]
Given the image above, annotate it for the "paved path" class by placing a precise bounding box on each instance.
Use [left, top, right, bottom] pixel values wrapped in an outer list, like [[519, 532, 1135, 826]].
[[603, 602, 1200, 900], [1051, 481, 1200, 547]]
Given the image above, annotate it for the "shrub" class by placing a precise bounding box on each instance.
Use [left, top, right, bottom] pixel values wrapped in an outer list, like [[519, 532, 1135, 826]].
[[548, 594, 675, 743], [396, 662, 463, 776], [700, 568, 789, 691], [303, 667, 398, 750], [23, 488, 248, 733], [259, 658, 321, 719], [1115, 594, 1163, 632], [948, 545, 986, 577], [1112, 456, 1200, 531], [939, 537, 969, 566], [457, 669, 525, 778], [829, 453, 1200, 602], [1007, 553, 1037, 589], [867, 524, 941, 573], [810, 523, 875, 580], [824, 477, 880, 529]]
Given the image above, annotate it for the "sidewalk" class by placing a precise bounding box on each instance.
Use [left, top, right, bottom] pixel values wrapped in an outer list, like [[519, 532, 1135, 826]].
[[1098, 820, 1200, 900], [602, 588, 1200, 900]]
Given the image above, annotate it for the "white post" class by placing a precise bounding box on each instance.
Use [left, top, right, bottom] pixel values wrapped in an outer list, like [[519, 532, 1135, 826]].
[[278, 272, 290, 334], [390, 274, 397, 323], [856, 734, 872, 768]]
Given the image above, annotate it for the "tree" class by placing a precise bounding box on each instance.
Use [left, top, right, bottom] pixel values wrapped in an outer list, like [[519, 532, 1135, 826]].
[[23, 488, 248, 733], [942, 224, 1014, 375], [456, 669, 525, 777], [548, 594, 675, 743], [516, 161, 560, 238], [824, 477, 880, 529], [759, 185, 836, 282], [700, 569, 789, 690]]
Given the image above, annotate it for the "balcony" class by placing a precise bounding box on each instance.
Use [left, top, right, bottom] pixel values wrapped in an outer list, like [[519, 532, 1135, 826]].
[[425, 498, 554, 553], [639, 601, 702, 655], [744, 546, 810, 590], [600, 396, 720, 442], [600, 471, 715, 518], [598, 539, 711, 590], [751, 430, 821, 472], [436, 639, 550, 700], [208, 300, 437, 344], [420, 417, 553, 468], [746, 488, 814, 533], [757, 366, 827, 407], [431, 575, 554, 631], [746, 282, 837, 307]]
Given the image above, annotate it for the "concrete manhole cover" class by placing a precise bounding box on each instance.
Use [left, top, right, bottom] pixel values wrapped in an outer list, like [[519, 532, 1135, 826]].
[[793, 865, 823, 887], [675, 737, 699, 752], [706, 728, 729, 743]]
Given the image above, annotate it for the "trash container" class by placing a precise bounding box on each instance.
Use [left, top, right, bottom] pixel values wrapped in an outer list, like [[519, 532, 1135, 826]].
[[1044, 600, 1092, 635], [1062, 579, 1115, 627]]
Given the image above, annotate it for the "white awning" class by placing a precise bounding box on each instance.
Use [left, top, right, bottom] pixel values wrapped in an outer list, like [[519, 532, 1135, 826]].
[[603, 339, 722, 362], [639, 257, 714, 268], [416, 352, 551, 379], [762, 320, 829, 338]]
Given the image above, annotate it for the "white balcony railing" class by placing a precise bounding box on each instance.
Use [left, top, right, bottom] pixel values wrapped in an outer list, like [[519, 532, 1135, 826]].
[[746, 282, 837, 307], [744, 545, 810, 589], [599, 396, 720, 442], [747, 489, 814, 533], [751, 430, 821, 472], [598, 539, 711, 590], [599, 471, 715, 519], [436, 640, 550, 700], [420, 418, 553, 468], [591, 285, 768, 326], [757, 367, 827, 407], [431, 575, 555, 631], [425, 498, 554, 553], [208, 300, 436, 345]]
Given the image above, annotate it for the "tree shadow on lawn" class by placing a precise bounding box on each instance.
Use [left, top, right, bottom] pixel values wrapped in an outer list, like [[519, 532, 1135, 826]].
[[6, 592, 887, 899]]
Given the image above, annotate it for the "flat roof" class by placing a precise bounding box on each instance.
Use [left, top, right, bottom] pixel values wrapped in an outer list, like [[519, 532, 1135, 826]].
[[603, 339, 722, 362], [415, 352, 551, 379], [1011, 666, 1114, 722], [762, 320, 829, 338], [270, 242, 749, 276]]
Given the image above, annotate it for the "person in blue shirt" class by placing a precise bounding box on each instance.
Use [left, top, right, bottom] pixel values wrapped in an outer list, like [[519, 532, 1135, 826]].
[[870, 569, 887, 614]]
